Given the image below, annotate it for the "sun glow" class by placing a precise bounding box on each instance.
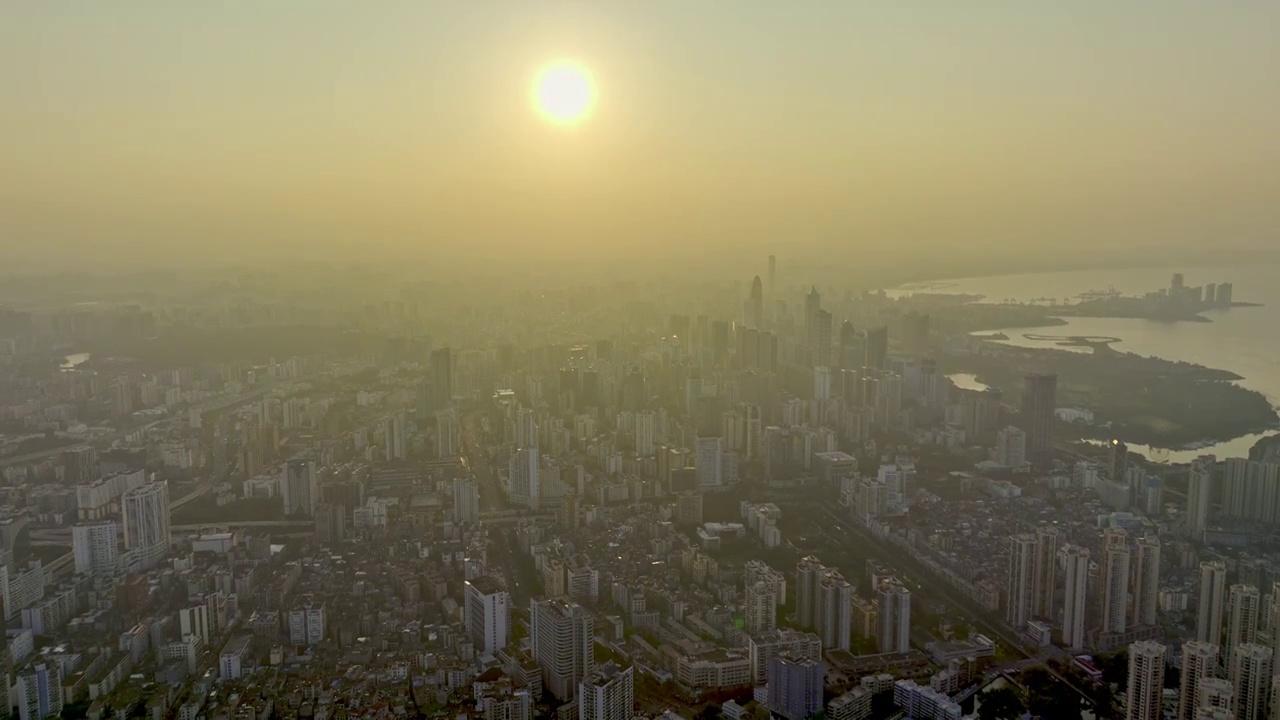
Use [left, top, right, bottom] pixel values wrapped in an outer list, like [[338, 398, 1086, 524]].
[[532, 60, 595, 126]]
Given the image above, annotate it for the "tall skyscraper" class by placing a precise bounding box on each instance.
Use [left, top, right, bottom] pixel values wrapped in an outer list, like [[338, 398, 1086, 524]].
[[745, 581, 778, 637], [1187, 455, 1215, 539], [1020, 373, 1057, 470], [804, 286, 821, 348], [71, 521, 119, 576], [531, 598, 594, 701], [509, 447, 540, 511], [429, 347, 454, 411], [282, 456, 317, 517], [579, 663, 634, 720], [1032, 525, 1059, 620], [121, 481, 171, 571], [1131, 536, 1161, 627], [795, 556, 824, 630], [817, 570, 853, 652], [1062, 545, 1090, 649], [1108, 438, 1130, 482], [766, 653, 825, 720], [383, 411, 408, 461], [1198, 561, 1229, 645], [695, 435, 723, 489], [877, 577, 911, 654], [1229, 643, 1271, 720], [863, 326, 889, 372], [746, 276, 765, 330], [1178, 641, 1219, 720], [1126, 640, 1166, 720], [1101, 529, 1131, 635], [465, 576, 510, 656], [453, 477, 479, 525], [634, 411, 656, 458], [1226, 584, 1261, 674], [1266, 581, 1280, 672], [1006, 533, 1035, 630]]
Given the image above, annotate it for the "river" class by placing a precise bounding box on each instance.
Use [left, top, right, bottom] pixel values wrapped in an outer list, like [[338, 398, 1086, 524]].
[[906, 264, 1280, 463], [60, 352, 91, 370]]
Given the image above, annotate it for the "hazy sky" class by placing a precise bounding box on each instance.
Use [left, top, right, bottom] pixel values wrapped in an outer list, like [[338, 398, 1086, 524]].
[[3, 2, 1278, 272]]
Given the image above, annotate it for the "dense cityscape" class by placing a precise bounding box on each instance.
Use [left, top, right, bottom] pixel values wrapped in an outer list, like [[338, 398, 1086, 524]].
[[0, 262, 1276, 720]]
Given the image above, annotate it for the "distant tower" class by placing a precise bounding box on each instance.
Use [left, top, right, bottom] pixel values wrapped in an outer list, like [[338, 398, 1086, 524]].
[[877, 577, 911, 654], [746, 276, 764, 330], [464, 576, 510, 656], [862, 326, 889, 372], [1131, 536, 1161, 626], [1108, 439, 1129, 482], [579, 663, 635, 720], [744, 581, 778, 636], [1198, 561, 1229, 645], [1226, 584, 1261, 674], [1021, 373, 1058, 471], [1186, 455, 1215, 540], [795, 556, 824, 630], [1125, 640, 1166, 720]]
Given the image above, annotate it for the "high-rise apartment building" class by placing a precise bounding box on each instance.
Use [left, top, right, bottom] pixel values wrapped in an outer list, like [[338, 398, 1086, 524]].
[[1131, 536, 1161, 627], [1226, 584, 1261, 674], [1101, 530, 1131, 635], [695, 435, 724, 489], [288, 598, 326, 646], [817, 570, 853, 652], [996, 426, 1027, 468], [795, 556, 824, 630], [863, 326, 889, 372], [429, 347, 454, 412], [1062, 545, 1090, 649], [745, 581, 778, 636], [1031, 525, 1059, 620], [453, 477, 480, 525], [1178, 641, 1219, 720], [1126, 641, 1166, 720], [1006, 533, 1035, 630], [877, 578, 911, 654], [1228, 643, 1271, 720], [767, 653, 825, 720], [579, 663, 634, 720], [1186, 455, 1215, 539], [282, 456, 317, 517], [16, 662, 63, 720], [71, 521, 119, 576], [1197, 677, 1235, 717], [465, 576, 510, 656], [531, 598, 594, 701], [436, 408, 460, 458], [509, 447, 540, 511], [1020, 373, 1057, 470], [1198, 561, 1229, 645], [634, 411, 656, 458], [121, 480, 170, 571]]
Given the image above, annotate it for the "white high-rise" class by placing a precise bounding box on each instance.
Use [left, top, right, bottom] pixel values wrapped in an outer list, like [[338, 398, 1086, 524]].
[[1186, 454, 1215, 539], [465, 576, 510, 656], [1006, 533, 1035, 630], [531, 598, 594, 701], [121, 480, 170, 571], [1229, 643, 1271, 720], [1131, 536, 1161, 627], [1226, 584, 1261, 674], [1126, 640, 1165, 720], [1198, 561, 1229, 645], [744, 581, 778, 636], [1178, 641, 1218, 720], [1062, 545, 1090, 649], [509, 447, 540, 511], [877, 577, 911, 654], [384, 411, 407, 461], [71, 521, 119, 576], [578, 663, 634, 720], [282, 456, 317, 517], [1197, 677, 1235, 716], [817, 570, 853, 651]]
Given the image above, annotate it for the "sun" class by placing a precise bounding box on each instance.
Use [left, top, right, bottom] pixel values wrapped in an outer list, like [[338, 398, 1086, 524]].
[[532, 60, 596, 126]]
